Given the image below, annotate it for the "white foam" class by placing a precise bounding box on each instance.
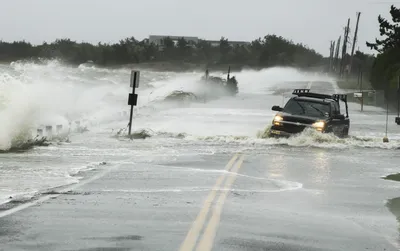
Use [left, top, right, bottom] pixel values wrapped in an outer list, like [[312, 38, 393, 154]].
[[1, 61, 399, 214], [0, 60, 179, 150]]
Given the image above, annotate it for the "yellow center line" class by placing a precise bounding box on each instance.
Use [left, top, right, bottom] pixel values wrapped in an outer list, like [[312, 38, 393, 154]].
[[195, 155, 245, 251], [178, 153, 240, 251]]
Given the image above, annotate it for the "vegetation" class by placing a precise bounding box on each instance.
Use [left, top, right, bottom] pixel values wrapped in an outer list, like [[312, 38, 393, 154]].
[[366, 5, 400, 102], [0, 35, 325, 70], [334, 50, 375, 90], [383, 173, 400, 182]]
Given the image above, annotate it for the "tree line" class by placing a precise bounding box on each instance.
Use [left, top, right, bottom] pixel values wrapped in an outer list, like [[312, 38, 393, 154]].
[[366, 5, 400, 103], [0, 35, 326, 70]]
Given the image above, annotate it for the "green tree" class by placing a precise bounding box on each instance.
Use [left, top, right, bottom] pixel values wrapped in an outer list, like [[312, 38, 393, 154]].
[[176, 37, 189, 59], [366, 5, 400, 53], [160, 37, 175, 60], [366, 5, 400, 102], [0, 34, 324, 70], [219, 37, 230, 63], [195, 40, 213, 62]]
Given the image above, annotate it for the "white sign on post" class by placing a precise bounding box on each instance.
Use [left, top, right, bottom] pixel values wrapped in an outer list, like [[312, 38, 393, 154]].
[[130, 70, 140, 88]]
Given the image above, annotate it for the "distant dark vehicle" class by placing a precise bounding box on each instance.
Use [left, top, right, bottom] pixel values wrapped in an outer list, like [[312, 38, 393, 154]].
[[199, 68, 239, 98], [269, 89, 350, 138]]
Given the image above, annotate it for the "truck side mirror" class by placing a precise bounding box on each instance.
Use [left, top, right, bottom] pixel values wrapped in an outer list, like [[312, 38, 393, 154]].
[[272, 105, 283, 111]]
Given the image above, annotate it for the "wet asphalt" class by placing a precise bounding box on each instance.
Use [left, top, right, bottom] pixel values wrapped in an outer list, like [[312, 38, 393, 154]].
[[1, 146, 400, 251]]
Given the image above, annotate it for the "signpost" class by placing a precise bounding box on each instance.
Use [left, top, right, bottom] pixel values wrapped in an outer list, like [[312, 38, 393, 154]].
[[396, 75, 400, 125], [56, 125, 63, 135], [45, 126, 53, 140], [357, 70, 364, 112], [204, 69, 208, 103], [128, 70, 140, 135]]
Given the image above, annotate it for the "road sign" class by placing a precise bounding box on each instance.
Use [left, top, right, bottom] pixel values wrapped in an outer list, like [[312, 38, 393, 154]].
[[130, 70, 140, 88], [128, 93, 138, 106]]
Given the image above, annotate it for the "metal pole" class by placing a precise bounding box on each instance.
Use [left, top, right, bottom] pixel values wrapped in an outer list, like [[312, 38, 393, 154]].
[[128, 106, 134, 135], [334, 36, 341, 74], [128, 84, 134, 136], [127, 70, 140, 137], [357, 67, 360, 92], [360, 70, 363, 112], [398, 75, 400, 117], [398, 91, 400, 118], [349, 12, 361, 74], [386, 99, 389, 137], [331, 41, 335, 73], [383, 92, 390, 142], [204, 69, 208, 103], [340, 18, 351, 78]]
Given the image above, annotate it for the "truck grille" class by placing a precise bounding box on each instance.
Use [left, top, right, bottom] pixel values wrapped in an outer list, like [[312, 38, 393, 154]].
[[283, 117, 314, 125], [280, 123, 306, 133], [272, 121, 308, 134]]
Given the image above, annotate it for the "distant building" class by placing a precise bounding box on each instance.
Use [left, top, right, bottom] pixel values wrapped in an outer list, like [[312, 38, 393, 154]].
[[205, 40, 250, 47], [148, 35, 250, 48], [148, 35, 199, 46]]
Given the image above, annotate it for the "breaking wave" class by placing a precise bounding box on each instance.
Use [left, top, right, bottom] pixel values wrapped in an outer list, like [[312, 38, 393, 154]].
[[0, 59, 178, 151]]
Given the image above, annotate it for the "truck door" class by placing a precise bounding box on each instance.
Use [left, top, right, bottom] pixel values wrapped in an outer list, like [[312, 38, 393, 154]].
[[330, 102, 345, 135]]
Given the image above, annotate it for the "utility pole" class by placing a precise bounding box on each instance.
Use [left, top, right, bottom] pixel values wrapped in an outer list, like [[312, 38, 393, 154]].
[[340, 18, 351, 78], [396, 75, 400, 125], [398, 75, 400, 117], [349, 12, 361, 74], [328, 42, 332, 72], [331, 41, 336, 70], [334, 36, 341, 74], [329, 41, 335, 72], [359, 69, 363, 112]]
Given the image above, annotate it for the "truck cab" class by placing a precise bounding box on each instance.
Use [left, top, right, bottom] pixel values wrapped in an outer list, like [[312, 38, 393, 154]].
[[269, 89, 350, 138]]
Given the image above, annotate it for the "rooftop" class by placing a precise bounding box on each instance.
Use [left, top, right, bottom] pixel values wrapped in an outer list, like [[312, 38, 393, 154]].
[[148, 35, 250, 45]]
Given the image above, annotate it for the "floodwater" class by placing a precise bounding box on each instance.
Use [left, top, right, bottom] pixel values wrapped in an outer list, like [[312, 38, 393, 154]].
[[1, 60, 400, 250]]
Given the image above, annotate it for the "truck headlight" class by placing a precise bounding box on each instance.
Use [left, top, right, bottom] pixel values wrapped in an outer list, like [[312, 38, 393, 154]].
[[312, 121, 325, 131], [273, 115, 283, 126]]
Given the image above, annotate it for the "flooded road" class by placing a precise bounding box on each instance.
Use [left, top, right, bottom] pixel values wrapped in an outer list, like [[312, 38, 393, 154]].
[[0, 61, 400, 250]]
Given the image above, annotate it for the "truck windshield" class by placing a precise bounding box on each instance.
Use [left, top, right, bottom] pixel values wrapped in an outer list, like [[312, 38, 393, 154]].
[[283, 99, 330, 118]]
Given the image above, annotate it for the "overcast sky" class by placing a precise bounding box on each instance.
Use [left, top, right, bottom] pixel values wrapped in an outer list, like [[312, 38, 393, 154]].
[[0, 0, 398, 56]]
